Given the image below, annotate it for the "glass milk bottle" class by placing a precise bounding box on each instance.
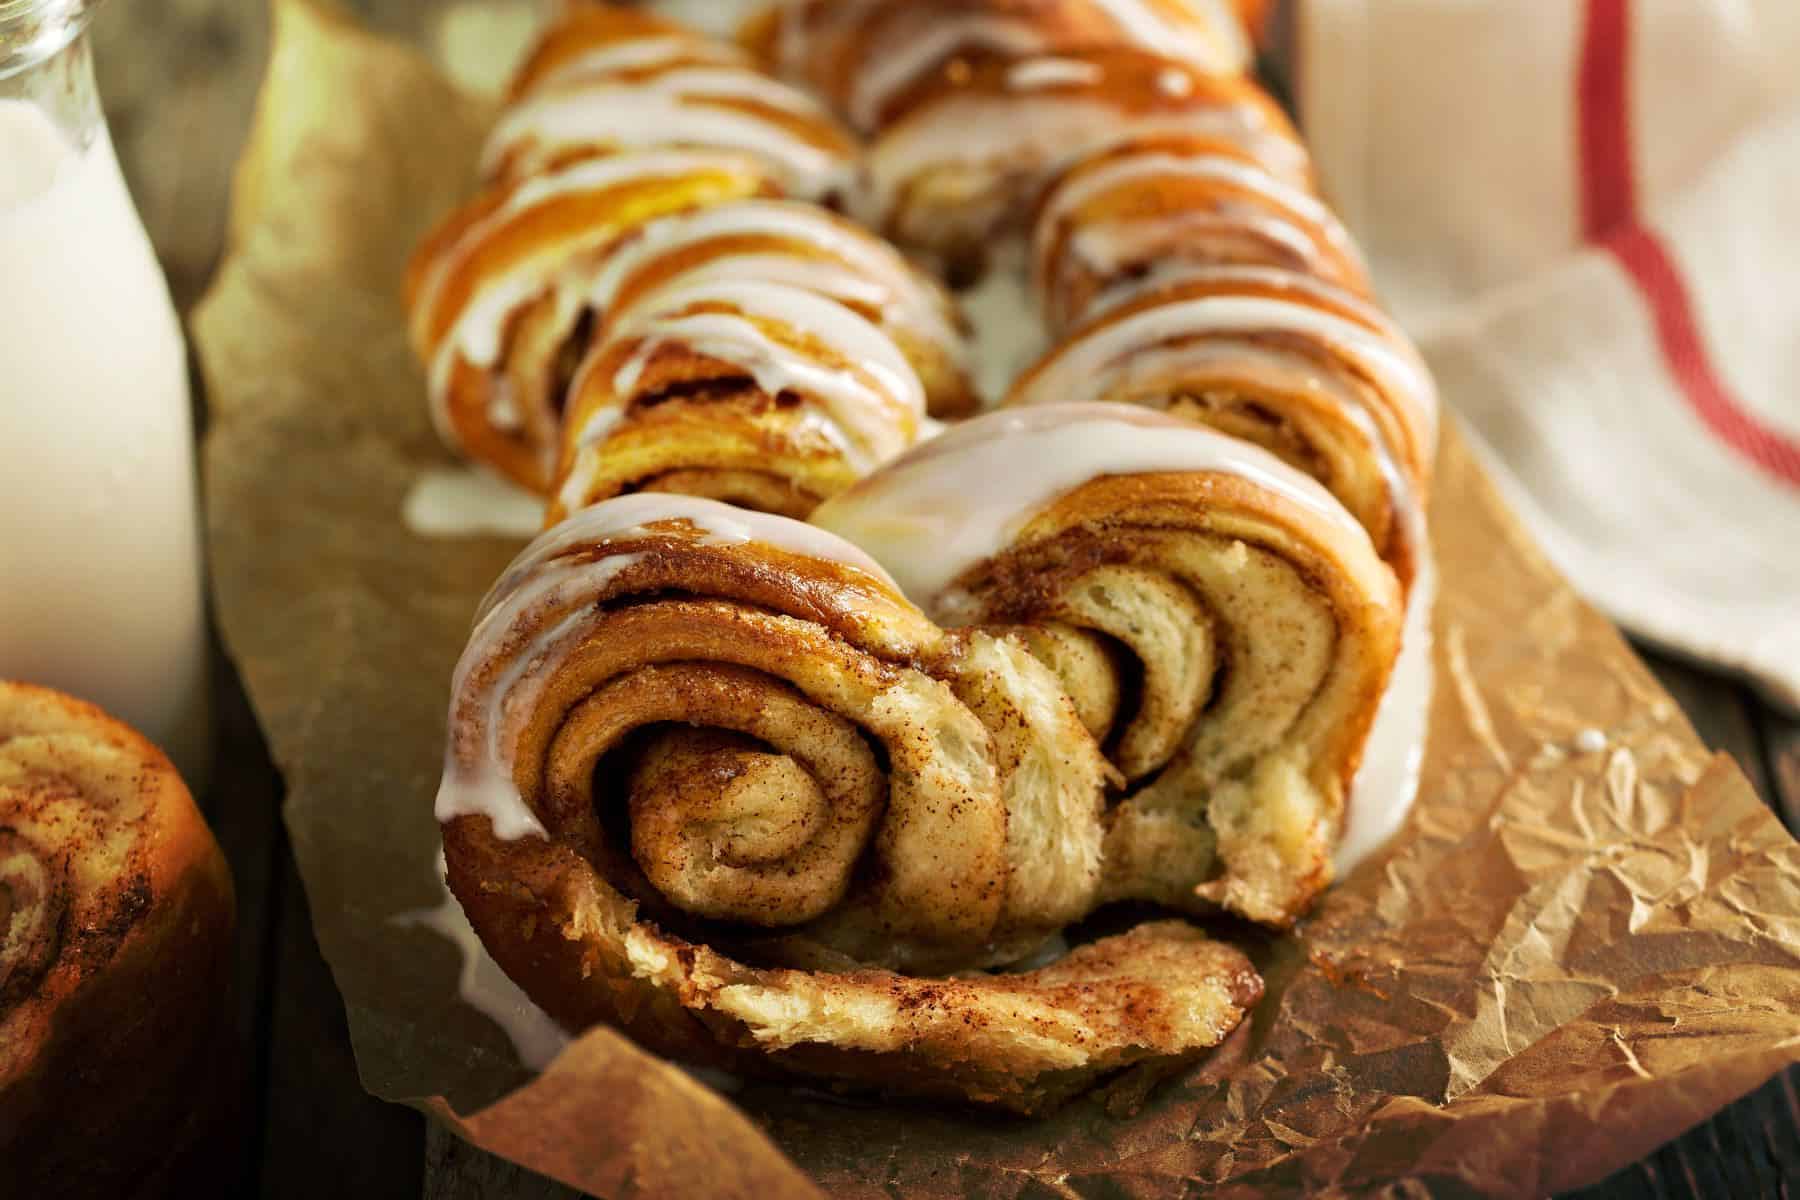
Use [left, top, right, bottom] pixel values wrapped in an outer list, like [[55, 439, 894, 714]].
[[1, 0, 211, 782]]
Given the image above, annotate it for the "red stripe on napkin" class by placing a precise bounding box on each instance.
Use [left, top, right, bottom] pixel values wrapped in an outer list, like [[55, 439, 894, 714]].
[[1579, 0, 1800, 486]]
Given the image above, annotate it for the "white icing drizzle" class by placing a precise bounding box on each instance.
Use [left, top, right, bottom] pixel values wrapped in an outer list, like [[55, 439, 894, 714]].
[[1009, 279, 1440, 454], [1006, 56, 1108, 91], [1335, 552, 1436, 873], [436, 497, 904, 838], [485, 379, 523, 432], [1575, 728, 1608, 753], [395, 852, 571, 1070], [596, 63, 831, 118], [846, 17, 1042, 131], [644, 0, 765, 38], [627, 252, 891, 314], [483, 76, 851, 201], [403, 467, 545, 540], [863, 92, 1306, 229], [1086, 0, 1250, 73], [1033, 150, 1361, 293], [489, 493, 901, 608], [573, 277, 924, 477], [1156, 66, 1195, 98], [955, 239, 1052, 406], [1068, 213, 1326, 312], [447, 492, 886, 845], [806, 0, 1249, 108], [828, 0, 1244, 131], [583, 199, 964, 356], [437, 554, 627, 841], [811, 404, 1367, 612], [452, 151, 729, 368], [420, 145, 761, 434], [526, 34, 748, 95]]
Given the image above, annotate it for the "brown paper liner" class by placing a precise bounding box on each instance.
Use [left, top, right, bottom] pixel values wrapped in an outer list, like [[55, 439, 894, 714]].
[[194, 3, 1800, 1196]]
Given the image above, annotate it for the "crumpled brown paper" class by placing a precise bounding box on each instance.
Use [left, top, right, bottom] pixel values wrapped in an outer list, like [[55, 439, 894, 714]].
[[194, 2, 1800, 1196]]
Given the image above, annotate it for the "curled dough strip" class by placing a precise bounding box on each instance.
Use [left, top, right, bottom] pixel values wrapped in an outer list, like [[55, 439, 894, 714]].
[[485, 8, 856, 197], [1008, 267, 1437, 587], [584, 197, 974, 418], [438, 496, 1257, 1108], [546, 278, 927, 523], [813, 407, 1403, 926], [854, 46, 1306, 266], [404, 5, 885, 493], [406, 151, 775, 491], [1030, 134, 1373, 331]]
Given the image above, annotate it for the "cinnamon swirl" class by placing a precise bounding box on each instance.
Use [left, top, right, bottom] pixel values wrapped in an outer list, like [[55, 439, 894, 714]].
[[436, 494, 1261, 1110], [814, 406, 1403, 926]]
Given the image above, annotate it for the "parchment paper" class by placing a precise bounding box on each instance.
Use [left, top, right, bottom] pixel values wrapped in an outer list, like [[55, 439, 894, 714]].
[[195, 2, 1800, 1195]]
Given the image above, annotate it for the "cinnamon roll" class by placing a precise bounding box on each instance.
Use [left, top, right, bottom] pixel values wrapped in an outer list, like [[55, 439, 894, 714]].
[[485, 7, 856, 197], [813, 406, 1403, 927], [1030, 134, 1371, 331], [437, 494, 1260, 1110], [406, 151, 776, 491], [581, 198, 974, 418], [855, 46, 1305, 267], [546, 277, 928, 522], [750, 0, 1251, 134], [407, 4, 968, 494], [1006, 268, 1436, 585], [0, 682, 235, 1197]]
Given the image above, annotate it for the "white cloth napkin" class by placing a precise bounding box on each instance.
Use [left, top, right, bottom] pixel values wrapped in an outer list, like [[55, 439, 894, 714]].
[[1291, 0, 1800, 709]]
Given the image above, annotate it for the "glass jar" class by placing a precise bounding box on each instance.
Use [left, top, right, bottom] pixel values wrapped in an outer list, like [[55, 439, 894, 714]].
[[0, 0, 211, 785]]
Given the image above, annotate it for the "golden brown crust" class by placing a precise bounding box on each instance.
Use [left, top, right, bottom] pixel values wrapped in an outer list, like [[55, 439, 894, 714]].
[[407, 156, 773, 492], [545, 287, 925, 523], [484, 7, 856, 191], [953, 471, 1402, 925], [593, 203, 977, 419], [1007, 271, 1434, 586], [0, 682, 235, 1198], [405, 5, 974, 495], [1031, 133, 1371, 330], [439, 503, 1256, 1109], [759, 0, 1252, 132], [507, 6, 741, 103], [859, 46, 1307, 264]]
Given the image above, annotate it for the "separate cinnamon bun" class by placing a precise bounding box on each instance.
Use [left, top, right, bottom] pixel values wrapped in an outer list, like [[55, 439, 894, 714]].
[[0, 682, 235, 1198], [437, 494, 1260, 1111], [1007, 268, 1436, 586], [813, 406, 1403, 927]]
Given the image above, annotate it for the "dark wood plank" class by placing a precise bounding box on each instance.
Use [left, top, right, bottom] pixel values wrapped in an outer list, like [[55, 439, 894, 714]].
[[424, 1124, 583, 1200], [1566, 1066, 1800, 1200], [194, 647, 289, 1197], [1637, 648, 1775, 803], [259, 831, 428, 1200], [1754, 705, 1800, 834]]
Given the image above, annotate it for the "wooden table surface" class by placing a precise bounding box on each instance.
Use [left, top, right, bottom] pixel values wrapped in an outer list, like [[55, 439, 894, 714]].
[[91, 1, 1800, 1196]]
